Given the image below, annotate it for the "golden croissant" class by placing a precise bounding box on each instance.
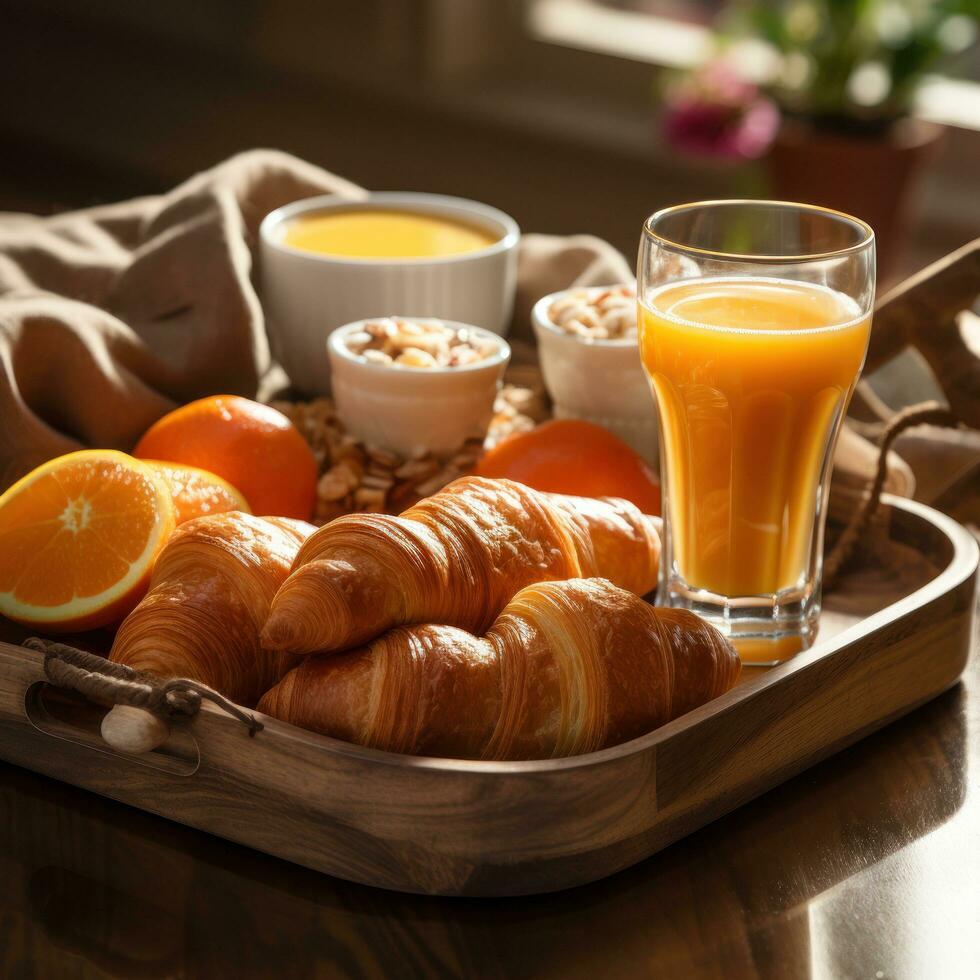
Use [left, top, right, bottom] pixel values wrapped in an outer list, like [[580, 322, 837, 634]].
[[259, 577, 739, 760], [110, 511, 314, 706], [262, 476, 661, 657]]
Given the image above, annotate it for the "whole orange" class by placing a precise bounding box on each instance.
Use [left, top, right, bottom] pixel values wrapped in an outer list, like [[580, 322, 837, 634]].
[[475, 418, 661, 515], [134, 396, 317, 520]]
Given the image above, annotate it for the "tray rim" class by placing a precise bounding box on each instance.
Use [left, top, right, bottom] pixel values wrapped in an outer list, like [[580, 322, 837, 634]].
[[5, 493, 972, 777]]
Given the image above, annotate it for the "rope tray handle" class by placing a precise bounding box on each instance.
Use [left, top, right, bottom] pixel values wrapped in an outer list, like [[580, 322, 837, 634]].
[[24, 637, 263, 739], [824, 400, 964, 586]]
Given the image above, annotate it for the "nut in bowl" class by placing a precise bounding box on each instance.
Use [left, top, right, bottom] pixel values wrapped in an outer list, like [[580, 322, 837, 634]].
[[328, 317, 511, 458], [532, 285, 659, 467]]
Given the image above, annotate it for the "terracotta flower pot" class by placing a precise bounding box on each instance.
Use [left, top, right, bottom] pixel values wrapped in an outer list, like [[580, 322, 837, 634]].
[[766, 117, 945, 281]]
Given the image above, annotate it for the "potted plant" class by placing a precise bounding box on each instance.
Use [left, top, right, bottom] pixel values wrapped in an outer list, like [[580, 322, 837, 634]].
[[729, 0, 976, 275]]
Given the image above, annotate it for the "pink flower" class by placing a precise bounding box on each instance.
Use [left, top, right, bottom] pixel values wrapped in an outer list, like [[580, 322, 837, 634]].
[[661, 62, 780, 160]]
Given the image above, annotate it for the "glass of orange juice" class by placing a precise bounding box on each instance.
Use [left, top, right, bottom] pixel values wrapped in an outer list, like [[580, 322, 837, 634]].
[[638, 201, 875, 663]]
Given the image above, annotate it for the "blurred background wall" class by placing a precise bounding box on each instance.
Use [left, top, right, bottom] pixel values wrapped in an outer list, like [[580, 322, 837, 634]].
[[0, 0, 977, 288]]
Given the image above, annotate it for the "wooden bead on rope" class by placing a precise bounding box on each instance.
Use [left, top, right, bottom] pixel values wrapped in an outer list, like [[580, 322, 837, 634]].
[[23, 638, 264, 757], [101, 704, 171, 754]]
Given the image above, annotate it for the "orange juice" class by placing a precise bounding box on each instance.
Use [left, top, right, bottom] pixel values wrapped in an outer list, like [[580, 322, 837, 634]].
[[639, 277, 870, 598]]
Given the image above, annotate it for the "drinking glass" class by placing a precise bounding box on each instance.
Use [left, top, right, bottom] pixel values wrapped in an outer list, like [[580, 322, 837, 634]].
[[637, 201, 875, 663]]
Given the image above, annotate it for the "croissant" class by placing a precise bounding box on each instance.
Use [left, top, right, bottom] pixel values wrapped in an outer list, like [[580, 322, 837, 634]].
[[110, 511, 314, 706], [258, 578, 739, 760], [262, 476, 661, 657]]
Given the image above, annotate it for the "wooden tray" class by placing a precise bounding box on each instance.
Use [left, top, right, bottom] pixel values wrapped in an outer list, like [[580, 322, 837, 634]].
[[0, 495, 976, 897]]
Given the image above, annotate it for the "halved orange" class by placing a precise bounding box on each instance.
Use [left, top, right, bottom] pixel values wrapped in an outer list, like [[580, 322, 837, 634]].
[[0, 450, 175, 631], [145, 460, 250, 525]]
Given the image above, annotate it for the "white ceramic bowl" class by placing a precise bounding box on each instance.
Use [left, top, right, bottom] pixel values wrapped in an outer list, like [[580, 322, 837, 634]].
[[260, 193, 520, 396], [532, 287, 659, 468], [328, 319, 511, 458]]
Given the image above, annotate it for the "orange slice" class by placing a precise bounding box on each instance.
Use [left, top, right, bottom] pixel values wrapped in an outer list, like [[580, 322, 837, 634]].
[[0, 450, 175, 631], [146, 460, 251, 525]]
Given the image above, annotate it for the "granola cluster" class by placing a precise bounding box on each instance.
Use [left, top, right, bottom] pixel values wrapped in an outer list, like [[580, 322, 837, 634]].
[[547, 286, 637, 340], [344, 317, 501, 368], [271, 379, 548, 524]]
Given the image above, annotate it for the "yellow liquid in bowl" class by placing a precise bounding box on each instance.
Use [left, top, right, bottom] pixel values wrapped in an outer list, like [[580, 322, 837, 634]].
[[283, 209, 498, 259], [639, 277, 871, 598]]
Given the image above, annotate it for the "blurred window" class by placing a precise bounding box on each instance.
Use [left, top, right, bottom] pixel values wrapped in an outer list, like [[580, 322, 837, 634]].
[[523, 0, 980, 128], [526, 0, 715, 68], [575, 0, 725, 24]]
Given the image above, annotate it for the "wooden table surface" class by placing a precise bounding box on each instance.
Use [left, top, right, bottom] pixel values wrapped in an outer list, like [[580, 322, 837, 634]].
[[0, 614, 976, 979]]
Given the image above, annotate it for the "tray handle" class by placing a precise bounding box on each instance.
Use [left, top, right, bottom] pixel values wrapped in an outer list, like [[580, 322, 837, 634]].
[[23, 638, 263, 755]]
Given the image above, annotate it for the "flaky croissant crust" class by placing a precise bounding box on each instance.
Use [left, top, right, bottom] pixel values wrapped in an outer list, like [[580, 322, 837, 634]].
[[262, 476, 661, 657], [110, 512, 313, 706], [259, 578, 739, 761]]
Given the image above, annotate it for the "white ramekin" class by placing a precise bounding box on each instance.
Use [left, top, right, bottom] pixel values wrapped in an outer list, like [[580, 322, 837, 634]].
[[260, 193, 519, 396], [532, 287, 659, 468], [327, 319, 511, 458]]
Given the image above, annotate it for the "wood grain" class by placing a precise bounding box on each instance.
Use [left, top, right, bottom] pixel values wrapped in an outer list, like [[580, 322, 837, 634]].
[[0, 496, 975, 897]]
